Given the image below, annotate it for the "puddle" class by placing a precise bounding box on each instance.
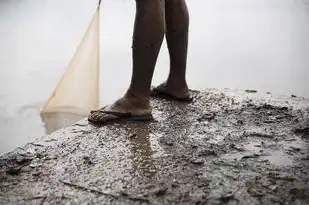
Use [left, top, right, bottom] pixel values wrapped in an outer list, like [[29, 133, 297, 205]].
[[223, 150, 293, 166], [260, 150, 293, 166], [222, 136, 306, 166], [280, 137, 305, 150], [241, 138, 305, 166]]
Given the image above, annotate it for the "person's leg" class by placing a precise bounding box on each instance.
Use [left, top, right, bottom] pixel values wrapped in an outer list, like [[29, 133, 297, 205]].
[[151, 0, 191, 101], [88, 0, 165, 123]]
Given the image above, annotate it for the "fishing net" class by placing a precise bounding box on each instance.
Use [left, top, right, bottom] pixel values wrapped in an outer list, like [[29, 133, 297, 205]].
[[41, 4, 101, 116]]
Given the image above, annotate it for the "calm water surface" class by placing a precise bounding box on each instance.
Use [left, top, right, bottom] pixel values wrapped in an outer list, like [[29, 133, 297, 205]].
[[0, 0, 309, 154]]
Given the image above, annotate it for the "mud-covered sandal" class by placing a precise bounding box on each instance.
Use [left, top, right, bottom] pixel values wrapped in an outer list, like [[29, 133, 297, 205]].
[[150, 87, 193, 102], [88, 109, 153, 125]]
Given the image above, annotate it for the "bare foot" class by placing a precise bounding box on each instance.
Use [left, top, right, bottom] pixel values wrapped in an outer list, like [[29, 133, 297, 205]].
[[88, 95, 153, 124], [151, 82, 192, 102]]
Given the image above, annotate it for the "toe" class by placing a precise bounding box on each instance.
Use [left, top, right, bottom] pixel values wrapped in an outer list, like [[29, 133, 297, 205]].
[[88, 111, 101, 122]]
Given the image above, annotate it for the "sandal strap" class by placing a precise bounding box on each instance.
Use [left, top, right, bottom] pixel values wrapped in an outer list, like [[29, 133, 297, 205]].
[[99, 110, 132, 117]]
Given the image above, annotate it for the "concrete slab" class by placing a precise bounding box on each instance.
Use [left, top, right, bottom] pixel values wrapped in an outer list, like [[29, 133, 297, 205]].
[[1, 89, 309, 205]]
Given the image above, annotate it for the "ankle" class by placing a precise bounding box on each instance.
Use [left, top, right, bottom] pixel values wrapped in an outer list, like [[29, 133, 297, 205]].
[[124, 90, 151, 109], [165, 77, 189, 91]]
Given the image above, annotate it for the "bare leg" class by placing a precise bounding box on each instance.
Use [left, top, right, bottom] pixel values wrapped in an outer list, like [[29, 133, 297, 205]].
[[152, 0, 191, 100], [88, 0, 165, 123]]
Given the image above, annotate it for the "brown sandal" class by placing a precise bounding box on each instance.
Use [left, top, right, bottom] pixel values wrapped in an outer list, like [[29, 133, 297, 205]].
[[150, 88, 193, 102], [88, 109, 153, 125]]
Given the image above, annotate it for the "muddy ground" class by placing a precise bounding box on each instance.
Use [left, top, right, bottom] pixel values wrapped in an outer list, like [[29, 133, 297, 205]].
[[0, 88, 308, 205]]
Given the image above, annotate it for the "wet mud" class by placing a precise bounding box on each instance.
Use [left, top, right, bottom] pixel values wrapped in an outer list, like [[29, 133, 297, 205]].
[[1, 89, 309, 205]]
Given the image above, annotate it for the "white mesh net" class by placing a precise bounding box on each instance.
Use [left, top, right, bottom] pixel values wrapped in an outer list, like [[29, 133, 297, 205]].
[[42, 6, 100, 116]]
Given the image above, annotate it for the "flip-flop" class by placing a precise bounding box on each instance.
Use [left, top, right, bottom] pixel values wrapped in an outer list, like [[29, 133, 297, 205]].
[[150, 88, 193, 102], [88, 109, 153, 125]]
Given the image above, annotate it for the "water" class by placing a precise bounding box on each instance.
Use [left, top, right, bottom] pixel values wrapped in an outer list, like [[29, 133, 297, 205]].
[[0, 0, 309, 154]]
